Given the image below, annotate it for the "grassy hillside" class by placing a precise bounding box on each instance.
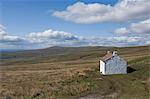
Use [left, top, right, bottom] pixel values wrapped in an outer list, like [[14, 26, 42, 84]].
[[0, 45, 150, 99], [1, 46, 149, 65]]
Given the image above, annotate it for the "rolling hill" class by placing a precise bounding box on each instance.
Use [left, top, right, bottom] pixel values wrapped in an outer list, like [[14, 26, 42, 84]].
[[0, 45, 150, 99]]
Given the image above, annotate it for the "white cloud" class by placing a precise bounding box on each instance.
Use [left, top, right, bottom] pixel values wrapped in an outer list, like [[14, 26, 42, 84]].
[[0, 24, 22, 42], [82, 36, 149, 47], [129, 19, 150, 34], [26, 29, 78, 43], [0, 25, 6, 36], [0, 24, 28, 49], [0, 24, 149, 49], [114, 19, 150, 34], [53, 0, 150, 23], [0, 26, 82, 49], [114, 27, 129, 34], [111, 36, 141, 43]]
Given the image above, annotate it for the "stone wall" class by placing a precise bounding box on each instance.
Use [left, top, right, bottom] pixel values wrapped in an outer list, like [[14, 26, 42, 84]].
[[105, 55, 127, 75]]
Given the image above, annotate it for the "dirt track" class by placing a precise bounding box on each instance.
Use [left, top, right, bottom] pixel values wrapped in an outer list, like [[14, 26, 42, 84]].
[[78, 77, 121, 99]]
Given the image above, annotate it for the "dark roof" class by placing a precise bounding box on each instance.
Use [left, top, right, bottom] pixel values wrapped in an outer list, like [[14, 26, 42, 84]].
[[101, 52, 113, 62]]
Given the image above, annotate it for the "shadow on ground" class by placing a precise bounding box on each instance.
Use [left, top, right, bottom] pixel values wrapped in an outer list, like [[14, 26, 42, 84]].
[[127, 67, 136, 73]]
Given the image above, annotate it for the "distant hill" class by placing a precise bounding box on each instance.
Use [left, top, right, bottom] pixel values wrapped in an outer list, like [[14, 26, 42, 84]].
[[1, 45, 149, 66]]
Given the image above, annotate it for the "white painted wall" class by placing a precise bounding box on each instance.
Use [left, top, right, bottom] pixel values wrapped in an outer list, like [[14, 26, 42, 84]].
[[104, 56, 127, 75], [100, 60, 105, 74]]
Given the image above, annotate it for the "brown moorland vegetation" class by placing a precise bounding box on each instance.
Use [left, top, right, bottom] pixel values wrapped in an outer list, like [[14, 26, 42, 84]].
[[0, 45, 150, 99]]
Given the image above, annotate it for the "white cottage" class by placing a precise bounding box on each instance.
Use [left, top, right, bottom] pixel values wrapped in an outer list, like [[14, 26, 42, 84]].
[[100, 51, 127, 75]]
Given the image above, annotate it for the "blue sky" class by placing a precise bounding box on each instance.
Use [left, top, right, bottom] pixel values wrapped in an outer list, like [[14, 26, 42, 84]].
[[0, 0, 150, 49], [2, 0, 118, 36]]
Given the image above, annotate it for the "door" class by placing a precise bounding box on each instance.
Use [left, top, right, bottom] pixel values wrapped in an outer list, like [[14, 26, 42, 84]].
[[100, 60, 105, 74]]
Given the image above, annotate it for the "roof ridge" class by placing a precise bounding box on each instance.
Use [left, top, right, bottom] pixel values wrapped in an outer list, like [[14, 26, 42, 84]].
[[101, 52, 113, 62]]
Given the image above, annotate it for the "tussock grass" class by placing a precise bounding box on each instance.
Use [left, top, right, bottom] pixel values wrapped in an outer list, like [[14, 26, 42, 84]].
[[0, 46, 149, 99]]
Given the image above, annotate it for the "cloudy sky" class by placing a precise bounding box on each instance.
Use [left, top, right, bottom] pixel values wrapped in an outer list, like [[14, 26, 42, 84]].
[[0, 0, 150, 49]]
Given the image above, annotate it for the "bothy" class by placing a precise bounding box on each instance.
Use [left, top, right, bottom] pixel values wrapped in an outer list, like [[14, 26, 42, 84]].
[[100, 51, 127, 75]]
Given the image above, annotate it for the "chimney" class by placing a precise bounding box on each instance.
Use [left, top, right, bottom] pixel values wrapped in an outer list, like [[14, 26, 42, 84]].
[[107, 51, 110, 54], [113, 51, 117, 56]]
